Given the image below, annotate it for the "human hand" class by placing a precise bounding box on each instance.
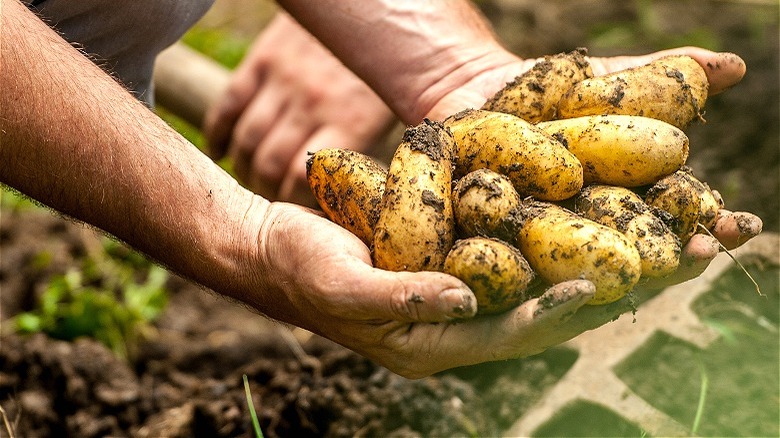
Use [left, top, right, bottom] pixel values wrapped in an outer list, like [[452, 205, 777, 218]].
[[245, 202, 601, 378], [203, 12, 395, 207]]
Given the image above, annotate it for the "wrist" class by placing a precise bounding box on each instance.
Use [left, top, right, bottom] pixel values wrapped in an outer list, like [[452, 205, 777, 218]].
[[277, 0, 517, 123], [193, 187, 271, 305]]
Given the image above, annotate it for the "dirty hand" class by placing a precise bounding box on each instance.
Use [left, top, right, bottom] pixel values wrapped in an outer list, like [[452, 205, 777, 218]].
[[421, 46, 762, 337], [248, 202, 598, 378], [203, 12, 395, 207]]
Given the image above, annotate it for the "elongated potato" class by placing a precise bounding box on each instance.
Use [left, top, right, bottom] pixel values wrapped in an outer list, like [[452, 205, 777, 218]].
[[306, 149, 386, 246], [575, 185, 680, 278], [514, 202, 642, 305], [373, 120, 455, 272], [482, 48, 593, 123], [444, 237, 535, 315], [537, 115, 689, 187], [453, 169, 523, 241], [644, 168, 723, 244], [557, 55, 708, 129], [444, 109, 583, 201]]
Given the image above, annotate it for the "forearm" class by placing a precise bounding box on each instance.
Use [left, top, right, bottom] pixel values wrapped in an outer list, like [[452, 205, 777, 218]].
[[0, 0, 266, 301], [277, 0, 516, 123]]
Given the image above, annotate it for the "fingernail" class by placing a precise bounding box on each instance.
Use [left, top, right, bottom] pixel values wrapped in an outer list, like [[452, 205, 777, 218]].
[[439, 288, 476, 319]]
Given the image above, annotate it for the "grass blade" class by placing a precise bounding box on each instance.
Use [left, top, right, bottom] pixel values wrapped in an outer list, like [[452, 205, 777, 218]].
[[691, 357, 709, 436], [243, 374, 264, 438]]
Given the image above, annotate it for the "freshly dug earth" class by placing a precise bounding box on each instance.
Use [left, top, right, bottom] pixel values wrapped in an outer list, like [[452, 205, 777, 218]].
[[0, 208, 574, 437]]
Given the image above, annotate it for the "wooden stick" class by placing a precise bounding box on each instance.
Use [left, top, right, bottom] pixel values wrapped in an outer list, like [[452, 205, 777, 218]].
[[152, 43, 231, 128]]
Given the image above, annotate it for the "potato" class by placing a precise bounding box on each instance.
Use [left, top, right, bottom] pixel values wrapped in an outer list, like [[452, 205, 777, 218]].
[[537, 115, 689, 187], [444, 109, 583, 201], [557, 55, 708, 129], [453, 169, 523, 241], [444, 237, 535, 315], [306, 148, 386, 246], [482, 48, 593, 123], [575, 185, 681, 278], [644, 168, 723, 244], [373, 119, 456, 272], [514, 202, 642, 305]]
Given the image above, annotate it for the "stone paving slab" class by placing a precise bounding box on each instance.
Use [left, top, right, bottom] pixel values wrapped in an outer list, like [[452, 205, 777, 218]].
[[506, 232, 779, 437]]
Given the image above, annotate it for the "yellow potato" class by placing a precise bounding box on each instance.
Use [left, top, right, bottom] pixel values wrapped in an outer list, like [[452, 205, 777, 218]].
[[482, 48, 593, 123], [444, 109, 583, 201], [373, 120, 456, 272], [644, 168, 723, 244], [444, 237, 535, 315], [306, 148, 386, 246], [557, 55, 708, 129], [514, 202, 642, 305], [575, 185, 681, 278], [537, 115, 689, 187], [453, 168, 523, 241]]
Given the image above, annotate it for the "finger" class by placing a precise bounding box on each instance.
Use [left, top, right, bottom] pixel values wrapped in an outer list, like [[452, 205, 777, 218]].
[[247, 104, 317, 196], [642, 233, 720, 290], [278, 128, 349, 207], [203, 64, 266, 160], [342, 266, 478, 324], [526, 280, 596, 326], [589, 47, 746, 95], [712, 210, 763, 250], [377, 280, 594, 376], [227, 87, 288, 191]]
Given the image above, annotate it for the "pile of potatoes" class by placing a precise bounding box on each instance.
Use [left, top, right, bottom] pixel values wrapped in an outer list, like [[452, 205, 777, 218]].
[[307, 48, 728, 313]]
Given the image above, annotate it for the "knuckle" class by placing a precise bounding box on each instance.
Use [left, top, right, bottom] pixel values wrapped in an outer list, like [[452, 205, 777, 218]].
[[387, 278, 423, 321]]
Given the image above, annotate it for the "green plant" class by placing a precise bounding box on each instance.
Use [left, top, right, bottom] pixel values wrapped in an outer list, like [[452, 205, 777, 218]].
[[243, 374, 265, 438], [691, 356, 709, 436], [13, 239, 168, 361]]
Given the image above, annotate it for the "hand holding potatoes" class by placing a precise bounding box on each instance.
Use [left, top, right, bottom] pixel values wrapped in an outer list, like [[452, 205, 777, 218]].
[[294, 46, 760, 378]]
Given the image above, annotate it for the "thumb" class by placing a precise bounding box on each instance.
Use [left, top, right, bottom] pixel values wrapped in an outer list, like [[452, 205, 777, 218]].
[[347, 265, 478, 323]]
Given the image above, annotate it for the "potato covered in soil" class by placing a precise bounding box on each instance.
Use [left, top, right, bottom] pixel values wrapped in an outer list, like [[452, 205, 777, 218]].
[[537, 115, 689, 187], [444, 237, 535, 315], [373, 120, 455, 272], [444, 109, 583, 201], [482, 48, 593, 123], [575, 185, 681, 278], [644, 168, 723, 244], [514, 202, 642, 305], [306, 149, 386, 246], [453, 168, 523, 241], [556, 55, 709, 129]]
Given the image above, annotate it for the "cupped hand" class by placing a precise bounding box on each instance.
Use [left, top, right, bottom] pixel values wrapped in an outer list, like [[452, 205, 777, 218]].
[[203, 12, 395, 207], [250, 202, 598, 378]]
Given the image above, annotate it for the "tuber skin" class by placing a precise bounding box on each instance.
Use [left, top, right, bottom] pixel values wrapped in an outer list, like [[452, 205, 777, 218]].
[[373, 120, 456, 272], [557, 55, 709, 129], [537, 115, 689, 187], [444, 109, 583, 201], [513, 202, 642, 305], [453, 168, 524, 242], [482, 48, 593, 123], [575, 185, 681, 278], [444, 237, 535, 315], [306, 148, 387, 246]]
